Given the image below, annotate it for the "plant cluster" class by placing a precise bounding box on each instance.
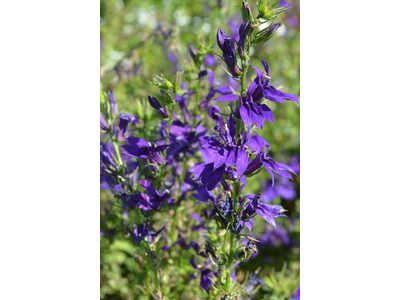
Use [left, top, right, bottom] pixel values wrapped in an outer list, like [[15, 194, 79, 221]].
[[101, 1, 299, 299]]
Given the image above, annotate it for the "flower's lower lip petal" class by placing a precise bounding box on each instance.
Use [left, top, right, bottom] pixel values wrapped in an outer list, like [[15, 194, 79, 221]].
[[236, 148, 248, 177], [206, 165, 225, 190]]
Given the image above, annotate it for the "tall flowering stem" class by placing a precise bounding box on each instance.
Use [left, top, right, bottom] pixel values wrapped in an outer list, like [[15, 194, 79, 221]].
[[170, 155, 188, 243], [224, 26, 250, 295], [157, 103, 176, 190]]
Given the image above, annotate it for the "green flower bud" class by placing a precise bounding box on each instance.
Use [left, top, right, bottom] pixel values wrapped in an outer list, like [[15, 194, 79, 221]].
[[173, 70, 184, 94], [152, 75, 173, 90], [160, 90, 175, 105], [257, 0, 288, 20]]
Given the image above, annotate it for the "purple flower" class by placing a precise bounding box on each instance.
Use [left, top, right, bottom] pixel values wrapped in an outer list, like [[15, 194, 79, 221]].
[[199, 70, 232, 109], [200, 269, 214, 293], [241, 194, 287, 229], [130, 223, 164, 244], [129, 180, 173, 211], [190, 162, 225, 191], [108, 90, 118, 118], [160, 119, 206, 157], [245, 148, 296, 188], [211, 116, 249, 177], [216, 27, 241, 77], [100, 143, 118, 171], [148, 95, 169, 118], [238, 20, 250, 58], [207, 105, 225, 128], [122, 136, 168, 165], [191, 116, 251, 191], [175, 81, 195, 122], [214, 59, 298, 130], [190, 257, 214, 293], [247, 132, 271, 152], [100, 113, 108, 131], [116, 113, 140, 141]]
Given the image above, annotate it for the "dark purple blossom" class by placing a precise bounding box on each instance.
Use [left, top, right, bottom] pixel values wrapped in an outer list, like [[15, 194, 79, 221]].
[[245, 148, 296, 188], [148, 95, 169, 118], [238, 20, 250, 58], [175, 81, 195, 122], [116, 113, 140, 141], [215, 59, 298, 130], [100, 113, 108, 131], [130, 223, 164, 244], [241, 194, 287, 229], [160, 119, 206, 157], [122, 136, 168, 165], [108, 90, 118, 118], [128, 180, 173, 211], [199, 70, 232, 109], [190, 257, 214, 293], [216, 27, 242, 77], [190, 116, 250, 190]]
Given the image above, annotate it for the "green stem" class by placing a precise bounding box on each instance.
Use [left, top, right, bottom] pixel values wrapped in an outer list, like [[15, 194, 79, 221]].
[[225, 231, 235, 293], [222, 229, 228, 253], [158, 104, 176, 190], [152, 266, 160, 297], [145, 259, 150, 299], [112, 139, 124, 167], [170, 156, 188, 243], [193, 79, 201, 123]]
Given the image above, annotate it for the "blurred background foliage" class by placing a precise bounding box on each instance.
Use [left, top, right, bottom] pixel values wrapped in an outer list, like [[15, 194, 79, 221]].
[[101, 0, 299, 299]]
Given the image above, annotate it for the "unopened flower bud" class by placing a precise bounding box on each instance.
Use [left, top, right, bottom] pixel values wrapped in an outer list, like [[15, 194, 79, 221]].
[[148, 95, 169, 119]]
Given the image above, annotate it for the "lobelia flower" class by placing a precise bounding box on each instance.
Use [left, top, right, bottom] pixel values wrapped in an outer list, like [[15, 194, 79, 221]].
[[214, 59, 298, 130], [207, 105, 225, 128], [241, 194, 287, 229], [160, 119, 206, 157], [147, 95, 169, 119], [116, 113, 140, 141], [175, 81, 195, 122], [238, 20, 250, 58], [190, 116, 249, 191], [216, 27, 242, 77], [108, 90, 118, 118], [245, 148, 296, 188], [122, 136, 168, 165], [100, 112, 108, 131], [128, 179, 173, 211], [199, 70, 233, 109], [130, 223, 164, 244], [100, 143, 119, 171], [190, 257, 215, 293]]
